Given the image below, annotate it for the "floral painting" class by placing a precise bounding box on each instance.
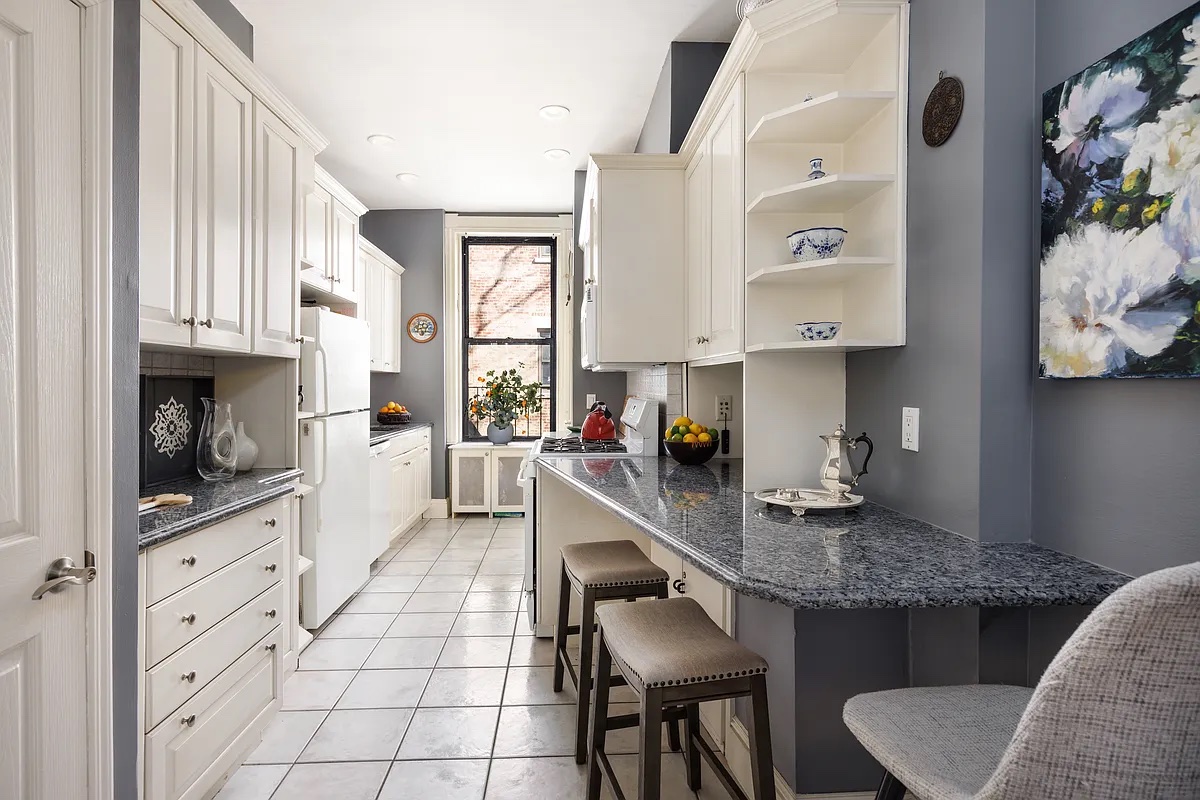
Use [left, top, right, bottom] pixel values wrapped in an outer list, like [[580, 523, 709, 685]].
[[1040, 2, 1200, 378]]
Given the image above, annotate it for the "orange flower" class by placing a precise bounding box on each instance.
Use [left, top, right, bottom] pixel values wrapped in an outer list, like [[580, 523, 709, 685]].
[[477, 377, 484, 383]]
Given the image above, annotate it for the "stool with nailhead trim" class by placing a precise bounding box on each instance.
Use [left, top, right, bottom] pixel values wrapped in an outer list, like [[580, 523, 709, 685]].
[[587, 596, 774, 800], [553, 540, 682, 764]]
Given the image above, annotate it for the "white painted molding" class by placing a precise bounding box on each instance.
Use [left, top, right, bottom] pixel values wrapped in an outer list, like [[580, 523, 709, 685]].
[[588, 153, 683, 171], [83, 3, 115, 799], [148, 0, 328, 152], [314, 164, 369, 217], [360, 235, 404, 275], [423, 499, 450, 519]]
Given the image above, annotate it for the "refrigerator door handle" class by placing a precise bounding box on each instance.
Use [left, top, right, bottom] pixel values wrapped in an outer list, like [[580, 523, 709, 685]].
[[314, 342, 330, 416], [312, 419, 327, 488]]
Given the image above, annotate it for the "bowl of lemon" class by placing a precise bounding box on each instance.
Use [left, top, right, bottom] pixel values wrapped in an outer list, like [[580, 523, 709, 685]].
[[663, 416, 721, 465]]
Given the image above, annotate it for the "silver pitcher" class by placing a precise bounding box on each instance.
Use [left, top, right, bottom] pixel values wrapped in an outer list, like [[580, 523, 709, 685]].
[[818, 424, 873, 500]]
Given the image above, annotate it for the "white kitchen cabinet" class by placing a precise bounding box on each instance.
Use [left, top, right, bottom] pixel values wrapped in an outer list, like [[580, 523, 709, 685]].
[[300, 183, 332, 287], [579, 155, 685, 369], [361, 237, 404, 373], [332, 200, 361, 302], [300, 166, 368, 305], [193, 47, 253, 351], [390, 441, 433, 539], [685, 79, 744, 362], [252, 100, 305, 358], [138, 1, 194, 348], [450, 443, 531, 516]]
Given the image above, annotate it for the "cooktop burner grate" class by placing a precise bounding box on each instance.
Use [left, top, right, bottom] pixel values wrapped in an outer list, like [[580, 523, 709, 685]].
[[540, 437, 627, 454]]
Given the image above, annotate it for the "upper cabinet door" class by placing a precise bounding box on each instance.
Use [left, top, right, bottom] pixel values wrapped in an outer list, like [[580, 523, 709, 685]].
[[193, 48, 253, 351], [301, 184, 332, 288], [380, 266, 400, 372], [252, 100, 302, 358], [706, 81, 744, 357], [331, 200, 360, 303], [685, 146, 711, 361], [364, 253, 385, 370], [139, 3, 194, 347]]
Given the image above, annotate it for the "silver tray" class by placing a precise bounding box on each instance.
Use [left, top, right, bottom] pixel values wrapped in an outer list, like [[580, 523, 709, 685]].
[[754, 488, 864, 516]]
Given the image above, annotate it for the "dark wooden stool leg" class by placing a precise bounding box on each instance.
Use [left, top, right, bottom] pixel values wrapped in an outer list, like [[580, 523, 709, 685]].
[[573, 587, 597, 763], [586, 627, 613, 800], [874, 771, 907, 800], [638, 688, 664, 800], [747, 674, 774, 800], [552, 560, 571, 693], [653, 582, 684, 754], [684, 703, 701, 790]]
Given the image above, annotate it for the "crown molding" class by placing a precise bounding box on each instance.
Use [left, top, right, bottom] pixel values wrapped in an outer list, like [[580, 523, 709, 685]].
[[359, 236, 404, 275], [315, 165, 369, 217]]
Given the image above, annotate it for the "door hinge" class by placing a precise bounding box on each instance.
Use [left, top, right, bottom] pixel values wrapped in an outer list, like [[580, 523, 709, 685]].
[[85, 550, 96, 571]]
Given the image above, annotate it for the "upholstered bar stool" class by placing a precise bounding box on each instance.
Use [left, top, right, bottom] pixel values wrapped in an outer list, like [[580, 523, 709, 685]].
[[553, 540, 677, 764], [587, 596, 775, 800]]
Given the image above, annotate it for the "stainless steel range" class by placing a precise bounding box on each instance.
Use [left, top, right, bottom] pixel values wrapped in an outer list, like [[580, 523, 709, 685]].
[[537, 437, 628, 455]]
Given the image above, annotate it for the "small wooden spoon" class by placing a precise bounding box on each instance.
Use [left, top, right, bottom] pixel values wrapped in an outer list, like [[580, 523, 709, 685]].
[[139, 493, 193, 513]]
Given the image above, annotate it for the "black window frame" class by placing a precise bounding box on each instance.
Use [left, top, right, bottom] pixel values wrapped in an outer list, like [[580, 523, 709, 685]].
[[462, 235, 557, 442]]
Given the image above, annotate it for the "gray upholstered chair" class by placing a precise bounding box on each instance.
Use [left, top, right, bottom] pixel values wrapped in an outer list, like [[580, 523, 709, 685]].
[[842, 562, 1200, 800]]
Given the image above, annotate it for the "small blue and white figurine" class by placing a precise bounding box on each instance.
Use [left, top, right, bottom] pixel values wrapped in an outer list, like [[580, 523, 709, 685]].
[[807, 157, 826, 180]]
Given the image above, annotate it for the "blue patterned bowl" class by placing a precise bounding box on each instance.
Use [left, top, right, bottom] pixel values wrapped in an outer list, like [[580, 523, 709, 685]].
[[787, 227, 847, 262], [795, 321, 842, 341]]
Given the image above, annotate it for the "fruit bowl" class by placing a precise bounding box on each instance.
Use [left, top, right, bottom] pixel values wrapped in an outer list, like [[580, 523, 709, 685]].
[[664, 439, 719, 466], [377, 411, 412, 426], [787, 227, 846, 262]]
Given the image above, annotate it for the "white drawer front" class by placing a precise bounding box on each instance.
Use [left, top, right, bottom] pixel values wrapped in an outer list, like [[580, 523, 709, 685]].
[[146, 538, 284, 667], [147, 495, 290, 605], [384, 428, 429, 454], [145, 582, 285, 732], [145, 628, 281, 800]]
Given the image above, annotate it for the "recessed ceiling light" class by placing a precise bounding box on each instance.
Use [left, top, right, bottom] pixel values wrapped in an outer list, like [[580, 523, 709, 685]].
[[367, 134, 395, 147], [539, 104, 571, 120], [544, 148, 571, 161], [396, 172, 420, 184]]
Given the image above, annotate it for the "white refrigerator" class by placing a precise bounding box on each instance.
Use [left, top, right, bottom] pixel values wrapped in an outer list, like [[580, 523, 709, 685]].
[[299, 307, 371, 629]]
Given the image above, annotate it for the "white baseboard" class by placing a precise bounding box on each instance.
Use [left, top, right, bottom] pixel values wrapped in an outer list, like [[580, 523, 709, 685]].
[[724, 718, 875, 800], [423, 499, 450, 519]]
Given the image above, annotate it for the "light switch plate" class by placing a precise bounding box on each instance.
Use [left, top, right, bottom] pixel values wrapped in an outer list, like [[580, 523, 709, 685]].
[[902, 407, 919, 451]]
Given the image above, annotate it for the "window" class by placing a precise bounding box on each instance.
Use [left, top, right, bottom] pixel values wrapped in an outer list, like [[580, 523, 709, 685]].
[[462, 236, 556, 440]]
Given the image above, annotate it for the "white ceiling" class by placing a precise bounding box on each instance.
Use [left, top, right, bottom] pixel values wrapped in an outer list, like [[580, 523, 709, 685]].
[[232, 0, 738, 213]]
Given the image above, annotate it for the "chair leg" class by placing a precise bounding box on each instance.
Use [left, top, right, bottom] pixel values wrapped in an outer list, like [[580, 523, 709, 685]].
[[574, 588, 597, 764], [586, 628, 613, 800], [655, 581, 684, 754], [747, 675, 774, 800], [684, 703, 702, 790], [874, 771, 907, 800], [638, 688, 664, 800], [552, 561, 571, 693]]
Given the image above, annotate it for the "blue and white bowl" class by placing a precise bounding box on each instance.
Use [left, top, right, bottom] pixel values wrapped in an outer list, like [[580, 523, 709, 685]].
[[795, 321, 842, 341], [787, 227, 846, 262]]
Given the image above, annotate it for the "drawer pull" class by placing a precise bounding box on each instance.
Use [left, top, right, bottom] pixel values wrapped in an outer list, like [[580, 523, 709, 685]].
[[181, 556, 196, 567], [264, 518, 277, 528], [181, 714, 196, 727], [265, 609, 277, 618], [265, 643, 277, 652], [265, 563, 278, 573], [181, 671, 197, 683], [181, 613, 197, 625]]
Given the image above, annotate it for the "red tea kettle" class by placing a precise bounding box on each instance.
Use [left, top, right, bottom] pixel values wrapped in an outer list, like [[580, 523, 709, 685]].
[[581, 401, 616, 441]]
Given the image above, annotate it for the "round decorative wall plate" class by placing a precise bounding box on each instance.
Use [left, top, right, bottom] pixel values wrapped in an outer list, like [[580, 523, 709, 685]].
[[922, 72, 964, 148], [407, 313, 437, 343]]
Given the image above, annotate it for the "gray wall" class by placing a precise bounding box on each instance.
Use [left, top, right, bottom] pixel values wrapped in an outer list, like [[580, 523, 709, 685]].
[[635, 42, 730, 155], [193, 0, 252, 58], [361, 211, 450, 499], [1030, 0, 1200, 577], [572, 171, 627, 416]]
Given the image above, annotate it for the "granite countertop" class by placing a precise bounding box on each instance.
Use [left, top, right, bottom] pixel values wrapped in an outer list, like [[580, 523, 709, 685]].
[[139, 468, 304, 551], [370, 421, 433, 446], [535, 456, 1130, 610]]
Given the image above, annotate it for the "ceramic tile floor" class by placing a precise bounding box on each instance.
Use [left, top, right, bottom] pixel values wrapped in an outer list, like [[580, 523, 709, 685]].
[[217, 515, 735, 800]]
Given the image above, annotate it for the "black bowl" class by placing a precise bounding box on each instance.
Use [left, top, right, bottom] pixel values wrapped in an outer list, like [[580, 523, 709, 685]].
[[663, 439, 719, 465], [377, 411, 412, 426]]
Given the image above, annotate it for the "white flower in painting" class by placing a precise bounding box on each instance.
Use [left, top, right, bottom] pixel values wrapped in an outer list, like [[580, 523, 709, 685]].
[[1120, 99, 1200, 194], [1053, 67, 1148, 168], [1162, 173, 1200, 280], [1040, 224, 1188, 377], [1179, 15, 1200, 97], [1041, 163, 1064, 204]]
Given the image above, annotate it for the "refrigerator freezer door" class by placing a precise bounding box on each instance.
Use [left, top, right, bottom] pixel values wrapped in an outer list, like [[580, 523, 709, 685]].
[[300, 411, 370, 628], [300, 307, 370, 416]]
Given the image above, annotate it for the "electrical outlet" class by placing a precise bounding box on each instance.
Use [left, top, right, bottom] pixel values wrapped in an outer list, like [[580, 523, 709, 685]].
[[716, 395, 733, 421], [586, 393, 596, 410], [902, 407, 919, 452]]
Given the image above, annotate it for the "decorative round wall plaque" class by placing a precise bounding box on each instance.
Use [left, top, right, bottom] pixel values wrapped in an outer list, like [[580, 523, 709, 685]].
[[407, 313, 437, 343], [922, 72, 964, 147]]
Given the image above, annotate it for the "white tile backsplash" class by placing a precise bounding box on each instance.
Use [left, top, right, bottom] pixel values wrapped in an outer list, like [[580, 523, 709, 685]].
[[625, 364, 683, 439]]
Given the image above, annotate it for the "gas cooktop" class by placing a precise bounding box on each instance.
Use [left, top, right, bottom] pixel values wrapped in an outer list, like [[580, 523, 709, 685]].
[[538, 436, 628, 455]]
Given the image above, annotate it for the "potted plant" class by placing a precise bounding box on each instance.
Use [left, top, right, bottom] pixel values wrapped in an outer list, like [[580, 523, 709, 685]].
[[468, 367, 543, 444]]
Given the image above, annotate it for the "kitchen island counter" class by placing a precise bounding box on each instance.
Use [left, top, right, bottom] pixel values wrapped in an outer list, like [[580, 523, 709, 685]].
[[535, 456, 1129, 610]]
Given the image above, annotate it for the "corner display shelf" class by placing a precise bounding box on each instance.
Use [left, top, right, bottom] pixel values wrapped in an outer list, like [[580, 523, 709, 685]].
[[746, 256, 892, 286], [745, 340, 895, 354], [746, 174, 895, 214], [747, 91, 897, 144]]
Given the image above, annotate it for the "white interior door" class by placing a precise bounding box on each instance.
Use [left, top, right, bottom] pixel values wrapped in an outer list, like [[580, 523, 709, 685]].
[[0, 0, 89, 797]]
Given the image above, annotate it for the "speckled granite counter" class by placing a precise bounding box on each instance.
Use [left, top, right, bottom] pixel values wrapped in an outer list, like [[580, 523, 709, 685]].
[[370, 421, 433, 446], [139, 468, 304, 551], [535, 456, 1129, 609]]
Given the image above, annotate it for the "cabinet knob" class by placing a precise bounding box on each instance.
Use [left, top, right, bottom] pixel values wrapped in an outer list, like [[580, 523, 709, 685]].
[[332, 277, 342, 284], [265, 643, 277, 653], [181, 555, 196, 567], [265, 609, 277, 618], [199, 318, 213, 328], [181, 613, 196, 625], [181, 714, 196, 727], [264, 517, 277, 527], [265, 563, 278, 573], [181, 671, 197, 683], [294, 336, 305, 344], [181, 316, 197, 327]]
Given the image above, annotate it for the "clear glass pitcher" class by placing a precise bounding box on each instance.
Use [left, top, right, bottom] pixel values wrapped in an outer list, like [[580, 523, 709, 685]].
[[196, 398, 238, 481]]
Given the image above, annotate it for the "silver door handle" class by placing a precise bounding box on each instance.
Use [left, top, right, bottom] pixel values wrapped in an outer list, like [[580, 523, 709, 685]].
[[31, 556, 97, 600]]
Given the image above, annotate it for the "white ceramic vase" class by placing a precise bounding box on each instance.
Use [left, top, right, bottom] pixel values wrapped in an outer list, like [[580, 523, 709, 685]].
[[235, 422, 259, 472]]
